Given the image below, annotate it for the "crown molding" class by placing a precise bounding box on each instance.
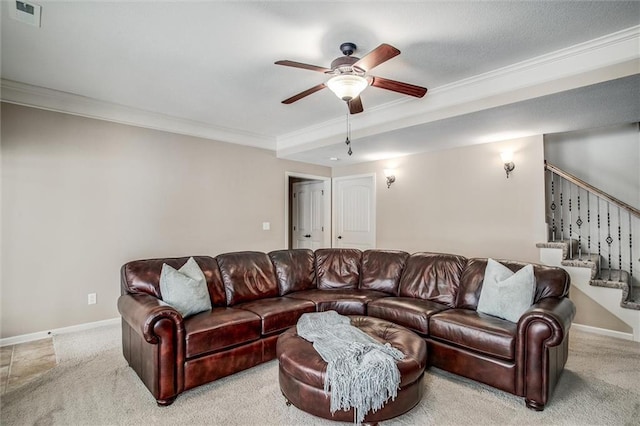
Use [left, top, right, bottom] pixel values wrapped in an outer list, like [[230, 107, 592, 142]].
[[276, 25, 640, 156], [0, 79, 276, 150]]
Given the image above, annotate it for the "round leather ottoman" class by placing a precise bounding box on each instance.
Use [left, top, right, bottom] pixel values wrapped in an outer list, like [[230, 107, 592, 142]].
[[277, 315, 427, 423]]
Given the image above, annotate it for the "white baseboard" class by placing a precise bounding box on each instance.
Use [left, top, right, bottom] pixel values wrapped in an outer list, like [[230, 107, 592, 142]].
[[0, 317, 120, 347], [572, 323, 634, 341], [3, 317, 633, 346]]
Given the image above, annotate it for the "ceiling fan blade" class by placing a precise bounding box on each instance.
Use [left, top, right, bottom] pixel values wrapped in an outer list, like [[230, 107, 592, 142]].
[[348, 96, 364, 114], [275, 60, 331, 73], [370, 76, 428, 98], [353, 44, 400, 71], [282, 83, 326, 104]]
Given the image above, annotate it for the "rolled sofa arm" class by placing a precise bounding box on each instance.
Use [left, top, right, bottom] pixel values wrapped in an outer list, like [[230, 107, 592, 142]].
[[118, 293, 184, 343], [519, 297, 576, 345], [118, 293, 185, 405], [516, 297, 576, 411]]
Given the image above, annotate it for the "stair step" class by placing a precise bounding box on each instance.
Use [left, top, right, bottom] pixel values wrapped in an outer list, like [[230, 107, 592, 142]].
[[561, 254, 601, 279], [536, 239, 579, 261], [591, 269, 630, 289], [620, 280, 640, 308], [589, 270, 639, 311], [537, 239, 639, 311], [621, 285, 640, 310]]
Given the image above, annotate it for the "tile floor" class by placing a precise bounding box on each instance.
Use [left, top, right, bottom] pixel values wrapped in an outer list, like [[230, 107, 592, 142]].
[[1, 338, 57, 395]]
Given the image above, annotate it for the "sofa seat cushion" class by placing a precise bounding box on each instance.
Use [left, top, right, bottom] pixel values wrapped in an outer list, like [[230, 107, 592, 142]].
[[367, 297, 450, 336], [235, 297, 316, 336], [429, 309, 516, 361], [286, 289, 388, 315], [184, 307, 262, 359]]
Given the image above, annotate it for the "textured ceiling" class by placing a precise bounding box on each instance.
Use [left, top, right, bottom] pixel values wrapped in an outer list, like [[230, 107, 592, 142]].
[[1, 1, 639, 166]]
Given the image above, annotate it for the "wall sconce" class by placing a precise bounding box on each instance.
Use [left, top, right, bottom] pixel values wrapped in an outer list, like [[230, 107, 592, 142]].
[[500, 152, 515, 178], [384, 169, 396, 188]]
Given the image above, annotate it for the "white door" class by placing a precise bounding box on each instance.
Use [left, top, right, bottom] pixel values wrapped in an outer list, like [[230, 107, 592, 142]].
[[333, 175, 376, 249], [292, 181, 325, 249]]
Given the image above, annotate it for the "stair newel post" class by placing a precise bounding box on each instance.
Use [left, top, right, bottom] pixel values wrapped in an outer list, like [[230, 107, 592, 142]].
[[576, 189, 583, 260], [550, 173, 557, 241], [607, 203, 613, 280]]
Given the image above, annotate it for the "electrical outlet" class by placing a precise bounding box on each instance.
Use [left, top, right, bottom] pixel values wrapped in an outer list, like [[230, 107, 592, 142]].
[[88, 293, 97, 305]]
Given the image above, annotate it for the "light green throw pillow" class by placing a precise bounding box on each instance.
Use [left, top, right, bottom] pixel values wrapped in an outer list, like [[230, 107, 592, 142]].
[[159, 257, 212, 318], [476, 258, 535, 323]]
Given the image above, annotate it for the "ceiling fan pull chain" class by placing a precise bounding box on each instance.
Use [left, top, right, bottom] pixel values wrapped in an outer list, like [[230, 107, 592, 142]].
[[345, 110, 353, 156]]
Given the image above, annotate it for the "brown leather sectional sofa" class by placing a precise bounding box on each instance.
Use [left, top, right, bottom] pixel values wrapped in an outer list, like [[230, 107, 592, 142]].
[[118, 248, 575, 411]]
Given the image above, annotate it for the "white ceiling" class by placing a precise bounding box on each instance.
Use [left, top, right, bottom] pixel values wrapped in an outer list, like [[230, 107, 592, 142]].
[[1, 1, 639, 167]]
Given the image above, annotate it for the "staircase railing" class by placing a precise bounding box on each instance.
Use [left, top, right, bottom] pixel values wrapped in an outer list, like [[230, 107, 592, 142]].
[[544, 161, 639, 285]]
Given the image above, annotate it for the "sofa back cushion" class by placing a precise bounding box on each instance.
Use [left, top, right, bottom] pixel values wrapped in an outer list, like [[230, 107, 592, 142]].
[[456, 258, 571, 310], [360, 250, 409, 295], [216, 251, 279, 305], [397, 252, 467, 307], [315, 248, 362, 289], [269, 249, 316, 295], [120, 256, 227, 307]]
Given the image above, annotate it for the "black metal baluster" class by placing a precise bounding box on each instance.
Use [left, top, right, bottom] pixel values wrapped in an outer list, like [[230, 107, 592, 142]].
[[569, 185, 573, 258], [618, 207, 622, 281], [576, 190, 583, 259], [597, 197, 602, 277], [606, 204, 613, 280], [550, 174, 557, 241], [629, 212, 633, 280], [587, 192, 591, 257], [560, 180, 564, 242]]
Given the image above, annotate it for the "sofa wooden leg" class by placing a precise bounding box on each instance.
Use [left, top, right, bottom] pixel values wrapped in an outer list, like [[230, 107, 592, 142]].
[[525, 399, 545, 411], [281, 391, 292, 407], [156, 396, 176, 407]]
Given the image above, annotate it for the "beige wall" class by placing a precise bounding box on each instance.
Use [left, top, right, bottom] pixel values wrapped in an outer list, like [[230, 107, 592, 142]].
[[2, 102, 629, 338], [333, 135, 548, 262], [0, 103, 329, 338]]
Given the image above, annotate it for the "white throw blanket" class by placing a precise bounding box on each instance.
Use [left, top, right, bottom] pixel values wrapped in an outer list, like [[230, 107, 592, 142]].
[[296, 311, 404, 424]]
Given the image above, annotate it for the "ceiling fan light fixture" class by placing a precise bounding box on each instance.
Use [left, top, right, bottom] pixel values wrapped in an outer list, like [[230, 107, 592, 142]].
[[326, 74, 368, 101]]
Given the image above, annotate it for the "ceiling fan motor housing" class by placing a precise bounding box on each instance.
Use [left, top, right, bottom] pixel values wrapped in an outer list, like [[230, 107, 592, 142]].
[[330, 56, 361, 73]]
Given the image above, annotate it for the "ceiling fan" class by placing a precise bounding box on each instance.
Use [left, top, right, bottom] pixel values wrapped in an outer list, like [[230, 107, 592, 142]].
[[275, 42, 428, 114]]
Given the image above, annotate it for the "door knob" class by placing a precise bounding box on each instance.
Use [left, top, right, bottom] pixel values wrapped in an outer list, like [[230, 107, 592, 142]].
[[304, 234, 311, 238], [337, 236, 342, 239]]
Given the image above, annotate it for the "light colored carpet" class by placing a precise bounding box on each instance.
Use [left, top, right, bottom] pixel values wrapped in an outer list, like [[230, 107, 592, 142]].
[[1, 324, 639, 425]]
